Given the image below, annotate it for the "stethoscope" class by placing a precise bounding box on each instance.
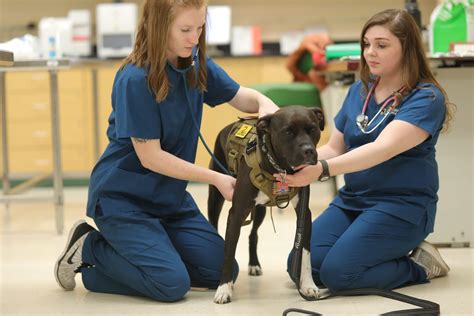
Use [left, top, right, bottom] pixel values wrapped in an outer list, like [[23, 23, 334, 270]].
[[172, 46, 232, 175], [167, 46, 199, 73], [356, 77, 405, 134]]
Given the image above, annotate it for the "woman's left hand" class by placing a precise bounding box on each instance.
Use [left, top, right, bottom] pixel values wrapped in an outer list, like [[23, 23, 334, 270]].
[[274, 164, 321, 187]]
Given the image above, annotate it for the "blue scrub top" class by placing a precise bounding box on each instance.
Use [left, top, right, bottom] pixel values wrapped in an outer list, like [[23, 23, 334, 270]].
[[332, 80, 445, 232], [86, 56, 240, 218]]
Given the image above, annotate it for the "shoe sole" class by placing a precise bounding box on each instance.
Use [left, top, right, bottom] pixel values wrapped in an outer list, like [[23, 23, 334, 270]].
[[419, 241, 450, 273], [54, 220, 91, 290]]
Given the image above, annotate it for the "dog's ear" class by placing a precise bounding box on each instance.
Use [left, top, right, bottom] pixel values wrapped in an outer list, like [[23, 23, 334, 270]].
[[312, 107, 325, 131], [256, 114, 272, 134]]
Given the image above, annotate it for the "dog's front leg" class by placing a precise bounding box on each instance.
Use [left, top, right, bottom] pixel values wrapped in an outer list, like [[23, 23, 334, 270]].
[[291, 187, 320, 299], [214, 164, 258, 304], [214, 204, 252, 304]]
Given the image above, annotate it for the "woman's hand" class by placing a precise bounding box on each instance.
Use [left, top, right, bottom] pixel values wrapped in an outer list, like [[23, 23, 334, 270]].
[[213, 173, 236, 201], [258, 99, 280, 118], [274, 163, 322, 187]]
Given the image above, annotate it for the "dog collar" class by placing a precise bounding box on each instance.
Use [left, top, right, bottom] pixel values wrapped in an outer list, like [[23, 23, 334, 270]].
[[261, 133, 287, 175]]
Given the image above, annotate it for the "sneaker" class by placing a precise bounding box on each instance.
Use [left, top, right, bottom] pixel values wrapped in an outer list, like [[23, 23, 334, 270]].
[[410, 241, 450, 280], [54, 220, 94, 290]]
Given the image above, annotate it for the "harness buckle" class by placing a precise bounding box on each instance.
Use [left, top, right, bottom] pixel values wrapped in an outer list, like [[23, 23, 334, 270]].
[[246, 139, 257, 154]]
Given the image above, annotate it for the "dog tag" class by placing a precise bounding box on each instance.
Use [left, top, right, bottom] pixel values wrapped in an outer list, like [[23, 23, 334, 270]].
[[273, 181, 289, 194], [235, 124, 252, 138]]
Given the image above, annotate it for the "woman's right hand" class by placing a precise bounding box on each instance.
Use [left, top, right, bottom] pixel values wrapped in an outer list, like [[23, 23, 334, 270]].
[[213, 173, 236, 201]]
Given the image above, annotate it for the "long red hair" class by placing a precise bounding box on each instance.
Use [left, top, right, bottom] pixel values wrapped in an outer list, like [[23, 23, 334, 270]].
[[122, 0, 208, 103]]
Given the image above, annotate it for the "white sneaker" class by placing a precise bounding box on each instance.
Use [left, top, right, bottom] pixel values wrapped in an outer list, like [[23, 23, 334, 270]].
[[54, 220, 94, 290], [410, 241, 450, 280]]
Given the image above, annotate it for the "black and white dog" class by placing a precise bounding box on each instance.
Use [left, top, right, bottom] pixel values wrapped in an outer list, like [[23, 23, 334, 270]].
[[208, 106, 325, 303]]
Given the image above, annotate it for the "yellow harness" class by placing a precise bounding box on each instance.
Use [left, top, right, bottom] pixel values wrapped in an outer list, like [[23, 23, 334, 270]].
[[225, 118, 299, 225]]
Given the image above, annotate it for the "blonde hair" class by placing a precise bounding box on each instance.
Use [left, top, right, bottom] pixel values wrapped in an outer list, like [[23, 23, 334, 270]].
[[122, 0, 208, 103], [359, 9, 455, 131]]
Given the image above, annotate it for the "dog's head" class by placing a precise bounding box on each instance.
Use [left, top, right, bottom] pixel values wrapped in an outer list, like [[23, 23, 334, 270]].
[[256, 105, 325, 172]]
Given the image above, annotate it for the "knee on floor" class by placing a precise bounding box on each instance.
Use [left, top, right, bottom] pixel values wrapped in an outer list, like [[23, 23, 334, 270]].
[[319, 261, 359, 291], [149, 270, 191, 302]]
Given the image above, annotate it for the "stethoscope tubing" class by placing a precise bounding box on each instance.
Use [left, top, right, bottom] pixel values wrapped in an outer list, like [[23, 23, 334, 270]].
[[357, 78, 403, 134]]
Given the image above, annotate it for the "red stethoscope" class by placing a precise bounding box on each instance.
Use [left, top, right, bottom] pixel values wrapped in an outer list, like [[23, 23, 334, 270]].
[[356, 77, 405, 134]]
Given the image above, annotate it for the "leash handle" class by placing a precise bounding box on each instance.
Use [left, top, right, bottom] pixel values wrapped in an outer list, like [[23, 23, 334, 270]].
[[288, 185, 310, 287]]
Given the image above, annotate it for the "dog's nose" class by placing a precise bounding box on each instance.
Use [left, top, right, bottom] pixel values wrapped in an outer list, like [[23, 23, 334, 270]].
[[302, 144, 316, 157]]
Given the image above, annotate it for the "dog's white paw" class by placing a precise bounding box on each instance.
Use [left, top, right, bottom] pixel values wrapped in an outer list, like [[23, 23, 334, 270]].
[[299, 284, 321, 298], [298, 248, 320, 298], [248, 265, 262, 276], [213, 282, 233, 304]]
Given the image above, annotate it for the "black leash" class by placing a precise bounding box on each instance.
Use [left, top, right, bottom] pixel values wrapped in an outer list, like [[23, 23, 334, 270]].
[[285, 187, 440, 316]]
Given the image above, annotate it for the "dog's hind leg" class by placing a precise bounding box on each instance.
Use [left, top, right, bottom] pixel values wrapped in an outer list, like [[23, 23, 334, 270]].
[[248, 205, 266, 276]]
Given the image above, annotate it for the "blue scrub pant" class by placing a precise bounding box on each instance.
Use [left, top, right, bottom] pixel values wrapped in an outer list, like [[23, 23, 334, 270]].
[[288, 204, 428, 291], [80, 204, 239, 302]]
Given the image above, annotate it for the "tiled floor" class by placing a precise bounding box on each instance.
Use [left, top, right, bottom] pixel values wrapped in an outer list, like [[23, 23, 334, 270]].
[[1, 183, 473, 315]]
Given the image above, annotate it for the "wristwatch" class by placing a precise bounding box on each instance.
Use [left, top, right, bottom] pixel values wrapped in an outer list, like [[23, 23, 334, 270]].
[[318, 160, 330, 182]]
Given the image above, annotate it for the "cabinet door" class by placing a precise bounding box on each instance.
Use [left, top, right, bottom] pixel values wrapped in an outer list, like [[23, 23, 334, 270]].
[[58, 69, 95, 172]]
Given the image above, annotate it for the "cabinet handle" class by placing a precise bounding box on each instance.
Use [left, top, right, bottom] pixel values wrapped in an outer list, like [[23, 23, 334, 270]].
[[32, 102, 48, 110], [32, 130, 49, 138], [33, 159, 50, 166]]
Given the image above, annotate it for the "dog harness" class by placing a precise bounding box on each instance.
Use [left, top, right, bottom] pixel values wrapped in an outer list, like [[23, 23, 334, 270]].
[[225, 117, 299, 214]]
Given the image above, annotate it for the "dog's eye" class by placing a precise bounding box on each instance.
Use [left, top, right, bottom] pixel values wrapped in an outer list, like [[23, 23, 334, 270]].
[[284, 128, 293, 136], [307, 125, 317, 133]]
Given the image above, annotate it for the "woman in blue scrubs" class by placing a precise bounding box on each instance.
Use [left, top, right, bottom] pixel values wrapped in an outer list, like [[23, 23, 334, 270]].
[[283, 9, 455, 291], [54, 0, 279, 302]]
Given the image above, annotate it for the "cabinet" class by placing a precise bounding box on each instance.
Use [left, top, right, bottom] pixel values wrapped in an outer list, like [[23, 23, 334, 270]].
[[2, 69, 95, 176]]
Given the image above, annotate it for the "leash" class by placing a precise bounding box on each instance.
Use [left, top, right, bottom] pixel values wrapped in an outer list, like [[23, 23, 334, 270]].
[[285, 187, 440, 316]]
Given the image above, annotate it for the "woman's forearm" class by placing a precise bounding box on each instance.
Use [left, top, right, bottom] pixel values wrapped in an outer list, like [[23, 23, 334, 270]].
[[142, 148, 221, 185]]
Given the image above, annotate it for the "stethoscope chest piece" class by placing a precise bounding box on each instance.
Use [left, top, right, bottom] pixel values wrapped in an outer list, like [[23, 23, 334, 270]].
[[356, 114, 369, 128]]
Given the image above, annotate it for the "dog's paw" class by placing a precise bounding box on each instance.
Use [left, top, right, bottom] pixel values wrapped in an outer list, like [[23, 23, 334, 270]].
[[248, 265, 262, 276], [299, 284, 321, 299], [213, 282, 233, 304]]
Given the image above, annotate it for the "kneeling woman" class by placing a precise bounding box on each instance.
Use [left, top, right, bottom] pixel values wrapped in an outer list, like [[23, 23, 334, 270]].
[[284, 9, 454, 291]]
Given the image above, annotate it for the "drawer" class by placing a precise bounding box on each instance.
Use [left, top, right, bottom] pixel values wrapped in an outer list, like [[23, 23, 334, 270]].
[[58, 69, 91, 93], [7, 121, 52, 148], [6, 94, 51, 121], [58, 93, 88, 121], [62, 146, 95, 172], [7, 145, 94, 173], [60, 118, 89, 147], [8, 147, 52, 173], [6, 71, 49, 92]]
